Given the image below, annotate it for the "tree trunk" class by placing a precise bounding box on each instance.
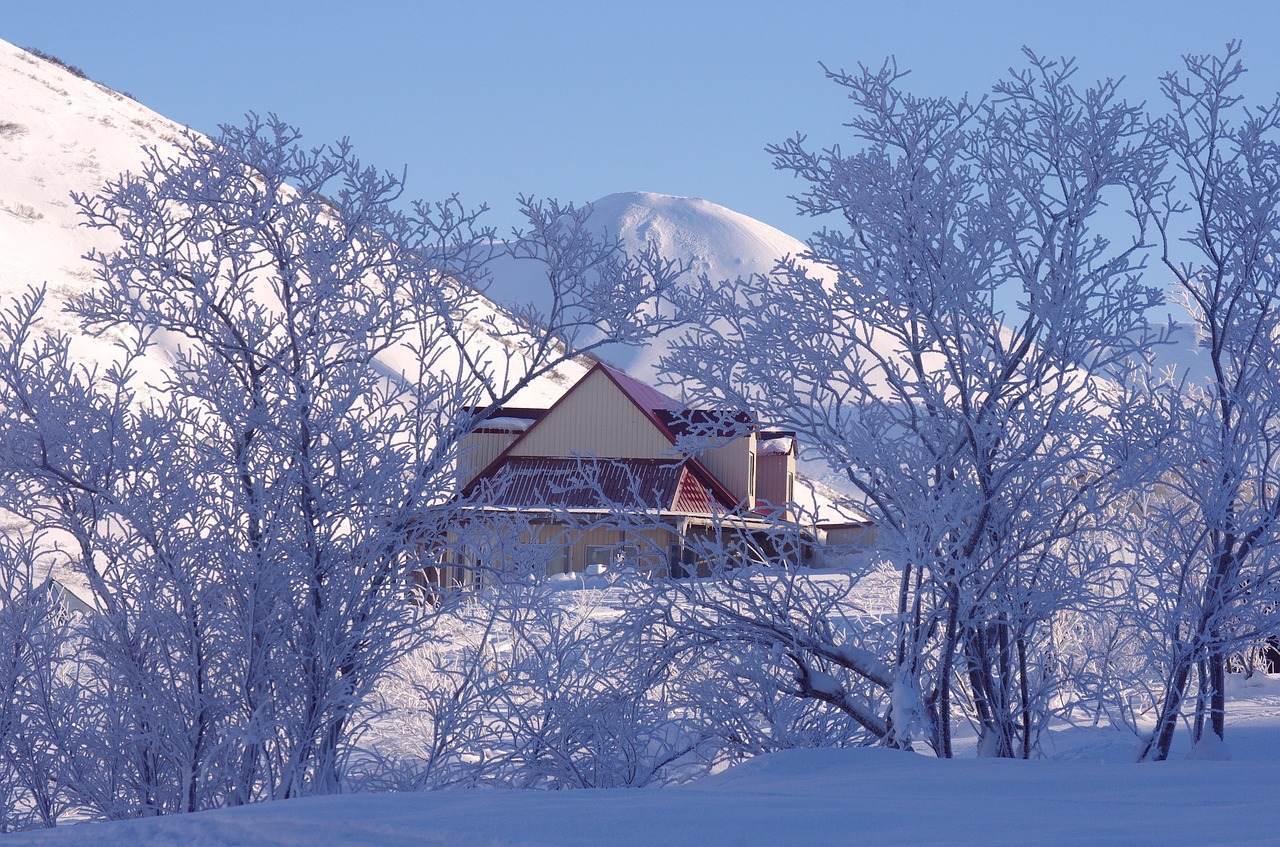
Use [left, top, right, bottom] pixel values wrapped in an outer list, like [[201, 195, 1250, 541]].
[[1138, 659, 1192, 761]]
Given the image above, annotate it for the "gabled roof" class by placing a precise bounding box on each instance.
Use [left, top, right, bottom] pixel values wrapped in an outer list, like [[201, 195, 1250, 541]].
[[462, 362, 742, 509], [469, 456, 733, 515], [598, 363, 683, 417], [599, 364, 756, 440]]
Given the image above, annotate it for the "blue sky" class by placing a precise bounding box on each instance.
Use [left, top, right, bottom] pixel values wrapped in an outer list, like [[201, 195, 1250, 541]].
[[7, 1, 1280, 238]]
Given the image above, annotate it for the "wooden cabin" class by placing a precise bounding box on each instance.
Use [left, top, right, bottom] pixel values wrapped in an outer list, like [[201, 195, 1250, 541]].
[[429, 362, 818, 585]]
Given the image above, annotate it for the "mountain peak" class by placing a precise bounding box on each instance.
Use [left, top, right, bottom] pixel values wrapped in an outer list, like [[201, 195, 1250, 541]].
[[587, 191, 809, 281]]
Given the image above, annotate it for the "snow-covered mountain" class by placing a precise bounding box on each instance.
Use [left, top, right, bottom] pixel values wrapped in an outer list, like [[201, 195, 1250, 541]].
[[589, 191, 814, 289], [0, 37, 587, 406], [593, 191, 843, 376], [483, 190, 837, 383], [0, 40, 184, 373], [0, 46, 827, 405], [567, 192, 1205, 385]]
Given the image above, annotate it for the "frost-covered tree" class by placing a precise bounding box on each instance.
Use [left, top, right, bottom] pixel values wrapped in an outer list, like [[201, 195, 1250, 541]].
[[1134, 43, 1280, 762], [0, 115, 680, 818], [365, 560, 710, 791], [663, 54, 1167, 757], [0, 535, 84, 832], [358, 509, 872, 791]]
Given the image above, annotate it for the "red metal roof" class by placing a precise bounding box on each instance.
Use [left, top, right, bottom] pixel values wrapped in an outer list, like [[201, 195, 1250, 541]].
[[601, 364, 756, 440], [673, 464, 721, 513], [598, 363, 683, 413], [471, 457, 724, 515]]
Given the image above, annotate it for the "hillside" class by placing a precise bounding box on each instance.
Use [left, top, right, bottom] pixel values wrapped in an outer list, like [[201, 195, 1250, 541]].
[[488, 192, 1210, 388], [7, 653, 1280, 846], [0, 41, 184, 374], [483, 190, 837, 384], [0, 38, 587, 404]]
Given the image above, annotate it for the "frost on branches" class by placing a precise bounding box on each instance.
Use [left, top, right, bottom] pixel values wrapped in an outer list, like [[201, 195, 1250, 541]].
[[1133, 44, 1280, 762], [6, 44, 1280, 834], [662, 53, 1170, 757], [0, 115, 681, 822]]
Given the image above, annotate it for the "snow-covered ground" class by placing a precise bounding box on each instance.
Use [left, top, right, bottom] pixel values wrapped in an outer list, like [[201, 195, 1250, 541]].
[[7, 565, 1280, 846], [7, 682, 1280, 846]]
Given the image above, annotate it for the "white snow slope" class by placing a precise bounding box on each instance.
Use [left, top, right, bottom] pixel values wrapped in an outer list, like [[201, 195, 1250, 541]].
[[0, 41, 184, 375], [585, 191, 824, 378], [484, 190, 834, 384], [9, 677, 1280, 846], [0, 37, 586, 405], [487, 190, 1215, 398]]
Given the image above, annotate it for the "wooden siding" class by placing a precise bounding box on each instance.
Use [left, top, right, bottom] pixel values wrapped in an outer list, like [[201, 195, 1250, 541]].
[[458, 430, 522, 487], [510, 367, 673, 460], [756, 450, 796, 518], [697, 434, 756, 506], [531, 522, 574, 574], [824, 524, 877, 548], [455, 519, 679, 576]]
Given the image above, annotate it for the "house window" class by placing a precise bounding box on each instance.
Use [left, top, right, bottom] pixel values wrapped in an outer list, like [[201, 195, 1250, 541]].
[[537, 542, 570, 575], [585, 545, 610, 570], [586, 544, 639, 571]]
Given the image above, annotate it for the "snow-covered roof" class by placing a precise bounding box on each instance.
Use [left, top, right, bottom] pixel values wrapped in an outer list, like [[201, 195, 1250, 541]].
[[476, 416, 534, 433], [469, 456, 733, 515], [759, 436, 794, 456]]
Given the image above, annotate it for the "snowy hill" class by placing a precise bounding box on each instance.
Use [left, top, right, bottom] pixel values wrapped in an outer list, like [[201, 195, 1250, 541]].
[[0, 41, 185, 373], [588, 190, 820, 299], [491, 191, 1206, 388], [8, 668, 1280, 846], [0, 38, 586, 404], [484, 190, 835, 383], [590, 191, 847, 378]]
